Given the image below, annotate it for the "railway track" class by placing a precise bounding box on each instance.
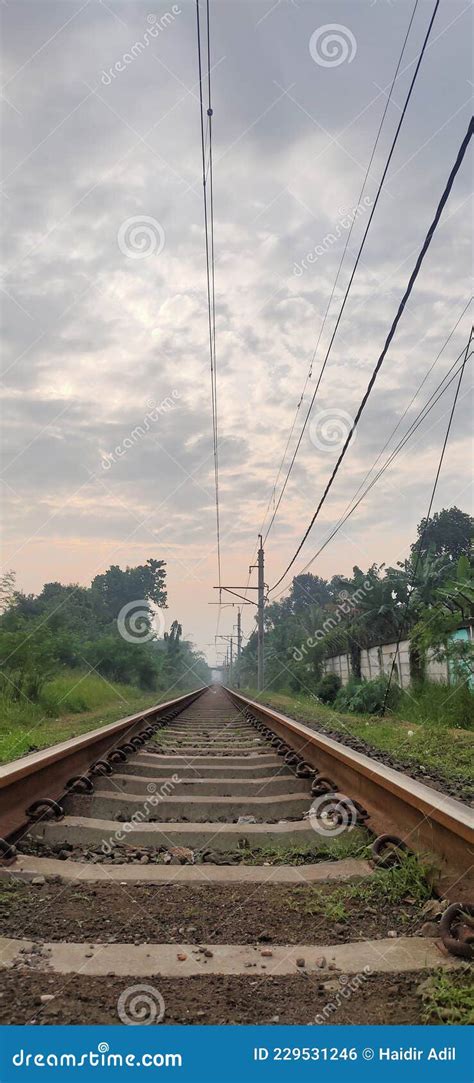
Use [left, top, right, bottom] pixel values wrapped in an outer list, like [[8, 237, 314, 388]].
[[0, 685, 472, 1025]]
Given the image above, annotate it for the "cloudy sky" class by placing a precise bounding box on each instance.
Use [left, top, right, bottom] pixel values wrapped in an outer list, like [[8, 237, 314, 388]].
[[1, 0, 472, 665]]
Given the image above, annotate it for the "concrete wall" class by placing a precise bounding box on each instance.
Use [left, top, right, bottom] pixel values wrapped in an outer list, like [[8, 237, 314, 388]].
[[425, 650, 449, 684], [324, 652, 351, 683], [360, 646, 380, 682], [324, 639, 454, 687], [379, 641, 411, 689]]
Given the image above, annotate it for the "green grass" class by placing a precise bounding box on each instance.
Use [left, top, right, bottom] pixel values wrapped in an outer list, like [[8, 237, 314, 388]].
[[399, 680, 474, 730], [234, 831, 370, 866], [243, 688, 474, 788], [0, 671, 168, 764], [419, 968, 474, 1024], [286, 854, 433, 920], [0, 883, 19, 908]]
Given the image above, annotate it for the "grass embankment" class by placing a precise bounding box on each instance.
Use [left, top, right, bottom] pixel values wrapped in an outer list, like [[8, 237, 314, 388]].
[[242, 687, 474, 787], [0, 672, 175, 764]]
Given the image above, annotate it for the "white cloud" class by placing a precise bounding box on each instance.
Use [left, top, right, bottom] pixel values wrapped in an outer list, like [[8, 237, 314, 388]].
[[1, 0, 472, 658]]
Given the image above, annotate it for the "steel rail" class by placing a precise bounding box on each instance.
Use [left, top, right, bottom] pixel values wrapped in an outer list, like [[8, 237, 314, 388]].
[[225, 688, 474, 899], [0, 687, 205, 842]]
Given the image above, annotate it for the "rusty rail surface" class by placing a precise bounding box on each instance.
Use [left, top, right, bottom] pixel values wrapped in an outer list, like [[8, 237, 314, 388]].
[[226, 688, 474, 899], [0, 687, 205, 841]]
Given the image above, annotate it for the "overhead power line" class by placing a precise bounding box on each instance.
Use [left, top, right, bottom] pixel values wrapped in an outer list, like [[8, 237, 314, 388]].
[[276, 340, 472, 595], [243, 0, 421, 632], [262, 0, 438, 546], [275, 300, 473, 587], [261, 0, 420, 546], [323, 300, 472, 524], [270, 115, 474, 593], [196, 0, 222, 594]]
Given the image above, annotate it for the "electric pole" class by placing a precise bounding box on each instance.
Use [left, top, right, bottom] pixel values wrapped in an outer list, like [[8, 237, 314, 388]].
[[236, 611, 242, 688], [257, 534, 264, 692], [212, 570, 263, 690], [215, 633, 239, 688]]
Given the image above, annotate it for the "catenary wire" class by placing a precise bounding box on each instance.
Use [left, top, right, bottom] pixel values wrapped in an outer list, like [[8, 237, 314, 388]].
[[271, 342, 473, 598], [242, 0, 423, 638], [196, 0, 222, 600], [260, 0, 421, 547], [270, 115, 474, 592], [261, 0, 439, 547], [272, 301, 473, 593]]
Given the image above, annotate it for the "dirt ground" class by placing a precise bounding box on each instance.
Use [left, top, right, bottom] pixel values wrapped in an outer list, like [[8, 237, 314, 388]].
[[0, 969, 428, 1025], [0, 880, 425, 945]]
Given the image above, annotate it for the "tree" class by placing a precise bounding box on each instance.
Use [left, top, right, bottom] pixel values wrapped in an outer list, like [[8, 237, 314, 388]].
[[160, 622, 210, 689], [164, 620, 182, 652], [410, 555, 474, 683], [0, 623, 59, 700], [90, 558, 167, 623], [411, 507, 473, 563], [0, 571, 16, 614], [290, 574, 332, 613]]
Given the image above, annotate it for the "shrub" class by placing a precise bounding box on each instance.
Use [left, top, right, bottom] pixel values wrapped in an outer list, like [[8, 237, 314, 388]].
[[335, 675, 401, 715], [317, 672, 342, 704], [334, 677, 363, 711], [0, 666, 50, 703]]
